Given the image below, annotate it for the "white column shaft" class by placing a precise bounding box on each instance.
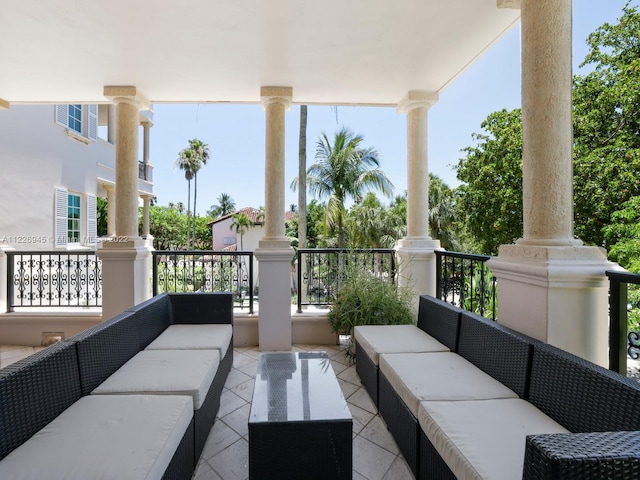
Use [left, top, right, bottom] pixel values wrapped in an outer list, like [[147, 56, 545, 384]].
[[115, 100, 140, 238], [521, 0, 573, 243], [264, 101, 286, 240], [406, 106, 429, 238]]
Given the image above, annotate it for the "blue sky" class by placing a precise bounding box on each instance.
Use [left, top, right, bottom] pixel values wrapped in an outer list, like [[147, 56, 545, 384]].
[[149, 1, 637, 216]]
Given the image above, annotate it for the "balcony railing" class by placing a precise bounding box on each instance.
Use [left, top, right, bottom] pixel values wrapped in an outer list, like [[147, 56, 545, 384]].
[[435, 250, 497, 320], [7, 251, 102, 310], [296, 248, 396, 313], [152, 250, 254, 313], [606, 270, 640, 375]]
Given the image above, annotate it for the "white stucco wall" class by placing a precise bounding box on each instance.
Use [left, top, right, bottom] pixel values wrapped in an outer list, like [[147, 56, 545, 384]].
[[0, 105, 116, 251]]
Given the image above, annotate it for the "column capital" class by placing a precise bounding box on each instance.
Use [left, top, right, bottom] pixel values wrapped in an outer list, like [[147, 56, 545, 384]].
[[497, 0, 521, 9], [260, 86, 293, 110], [0, 98, 9, 110], [104, 86, 150, 110], [397, 91, 438, 113]]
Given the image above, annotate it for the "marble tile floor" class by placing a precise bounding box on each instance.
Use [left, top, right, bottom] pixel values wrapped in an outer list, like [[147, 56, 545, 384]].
[[0, 342, 413, 480], [194, 343, 413, 480]]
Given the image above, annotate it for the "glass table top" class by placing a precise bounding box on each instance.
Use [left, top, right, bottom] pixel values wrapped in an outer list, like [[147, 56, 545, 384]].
[[249, 351, 352, 424]]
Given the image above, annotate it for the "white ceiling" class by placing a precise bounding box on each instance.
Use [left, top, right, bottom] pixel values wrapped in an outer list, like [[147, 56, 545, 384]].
[[0, 0, 520, 106]]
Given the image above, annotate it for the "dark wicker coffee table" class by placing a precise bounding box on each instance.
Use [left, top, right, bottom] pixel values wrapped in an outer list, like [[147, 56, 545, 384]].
[[248, 351, 352, 479]]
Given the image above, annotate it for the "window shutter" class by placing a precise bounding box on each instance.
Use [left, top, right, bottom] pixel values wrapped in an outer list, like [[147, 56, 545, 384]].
[[55, 104, 68, 128], [87, 105, 98, 141], [54, 188, 68, 247], [86, 194, 97, 245]]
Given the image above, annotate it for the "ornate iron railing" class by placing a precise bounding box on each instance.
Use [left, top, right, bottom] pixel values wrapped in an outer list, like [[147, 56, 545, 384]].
[[606, 270, 640, 375], [7, 251, 102, 310], [435, 250, 497, 320], [152, 250, 254, 313], [296, 248, 396, 313]]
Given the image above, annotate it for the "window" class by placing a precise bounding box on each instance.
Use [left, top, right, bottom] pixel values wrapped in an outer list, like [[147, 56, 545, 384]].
[[54, 104, 97, 142], [54, 188, 96, 247], [67, 194, 81, 243], [67, 105, 82, 134]]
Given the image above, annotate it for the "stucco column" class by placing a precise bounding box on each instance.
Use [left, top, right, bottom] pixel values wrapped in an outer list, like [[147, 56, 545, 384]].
[[395, 91, 441, 307], [107, 104, 117, 144], [104, 184, 116, 237], [489, 0, 615, 366], [98, 86, 152, 320], [255, 87, 294, 351], [142, 195, 151, 239]]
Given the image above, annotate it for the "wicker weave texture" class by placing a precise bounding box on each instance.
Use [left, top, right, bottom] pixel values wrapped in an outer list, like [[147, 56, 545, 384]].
[[0, 342, 82, 461], [355, 340, 379, 408], [379, 371, 419, 478], [523, 431, 640, 480], [419, 429, 457, 480], [162, 418, 195, 480], [169, 293, 234, 325], [70, 312, 141, 395], [529, 343, 640, 433], [417, 295, 460, 351], [249, 420, 352, 479], [127, 294, 172, 349], [457, 310, 536, 398]]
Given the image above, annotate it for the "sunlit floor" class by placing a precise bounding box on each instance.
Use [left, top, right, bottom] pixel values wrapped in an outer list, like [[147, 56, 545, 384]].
[[193, 342, 412, 480]]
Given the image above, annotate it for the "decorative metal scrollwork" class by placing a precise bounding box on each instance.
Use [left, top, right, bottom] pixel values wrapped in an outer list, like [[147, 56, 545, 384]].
[[628, 331, 640, 360]]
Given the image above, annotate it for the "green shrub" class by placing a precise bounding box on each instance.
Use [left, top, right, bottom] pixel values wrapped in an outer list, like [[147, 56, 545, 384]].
[[328, 267, 415, 359]]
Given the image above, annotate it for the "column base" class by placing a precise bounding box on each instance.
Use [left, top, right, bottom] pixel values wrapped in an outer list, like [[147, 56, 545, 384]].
[[488, 243, 618, 366], [254, 246, 295, 351], [97, 238, 152, 320], [395, 237, 442, 309]]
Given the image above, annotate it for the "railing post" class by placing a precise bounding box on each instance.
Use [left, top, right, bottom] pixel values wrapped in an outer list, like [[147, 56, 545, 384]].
[[6, 252, 14, 312], [152, 251, 158, 296], [249, 252, 254, 315], [435, 251, 442, 300], [607, 272, 627, 375]]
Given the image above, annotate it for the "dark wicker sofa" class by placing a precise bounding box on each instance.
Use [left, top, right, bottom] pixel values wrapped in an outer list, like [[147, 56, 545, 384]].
[[0, 292, 233, 480], [357, 295, 640, 480]]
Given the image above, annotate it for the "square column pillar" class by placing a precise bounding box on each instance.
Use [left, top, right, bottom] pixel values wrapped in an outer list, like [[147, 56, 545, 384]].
[[256, 87, 294, 351], [395, 91, 441, 306], [491, 0, 615, 365], [98, 86, 153, 320]]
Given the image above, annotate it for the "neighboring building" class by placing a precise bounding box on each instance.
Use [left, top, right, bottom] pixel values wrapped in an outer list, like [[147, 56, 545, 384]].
[[0, 104, 154, 251]]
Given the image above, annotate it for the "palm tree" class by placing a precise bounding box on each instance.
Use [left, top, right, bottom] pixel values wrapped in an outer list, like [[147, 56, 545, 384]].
[[231, 212, 254, 250], [177, 138, 210, 248], [306, 127, 394, 248], [208, 193, 236, 218]]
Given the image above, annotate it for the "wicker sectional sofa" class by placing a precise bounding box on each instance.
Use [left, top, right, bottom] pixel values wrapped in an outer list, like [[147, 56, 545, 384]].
[[0, 292, 233, 480], [355, 295, 640, 480]]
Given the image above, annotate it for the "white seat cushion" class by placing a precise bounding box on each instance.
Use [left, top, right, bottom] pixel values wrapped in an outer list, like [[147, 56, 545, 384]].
[[0, 394, 193, 480], [146, 324, 232, 358], [92, 349, 220, 409], [354, 325, 449, 365], [379, 352, 517, 416], [418, 398, 569, 480]]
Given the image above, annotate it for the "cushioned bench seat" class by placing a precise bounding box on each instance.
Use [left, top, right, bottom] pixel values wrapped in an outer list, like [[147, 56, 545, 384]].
[[92, 349, 220, 410], [145, 324, 233, 359], [418, 398, 569, 480], [379, 352, 518, 417], [0, 394, 194, 480], [355, 325, 449, 365]]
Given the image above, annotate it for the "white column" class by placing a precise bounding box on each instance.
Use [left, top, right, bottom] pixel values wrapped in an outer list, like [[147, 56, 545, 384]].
[[395, 91, 441, 307], [489, 0, 615, 366], [142, 195, 151, 239], [104, 184, 116, 237], [141, 118, 152, 181], [98, 86, 152, 321], [107, 104, 117, 144], [255, 86, 294, 351]]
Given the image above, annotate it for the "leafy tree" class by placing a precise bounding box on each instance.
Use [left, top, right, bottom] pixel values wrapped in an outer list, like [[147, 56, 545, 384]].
[[231, 212, 253, 250], [176, 138, 210, 249], [455, 108, 523, 255], [305, 127, 394, 248], [603, 196, 640, 273], [208, 193, 235, 218], [573, 4, 640, 247], [428, 174, 461, 251], [97, 197, 108, 237], [145, 205, 188, 250], [298, 105, 308, 248], [346, 193, 404, 248]]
